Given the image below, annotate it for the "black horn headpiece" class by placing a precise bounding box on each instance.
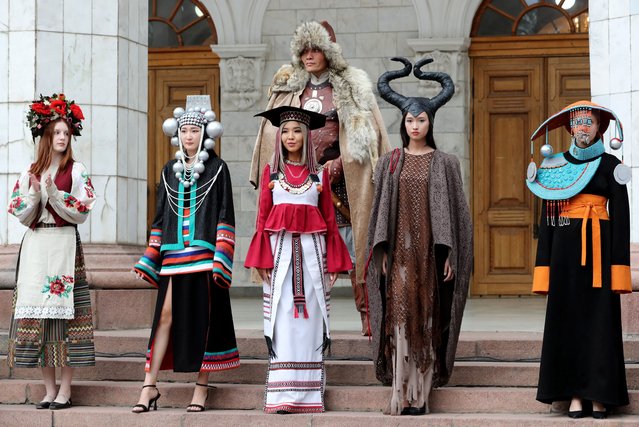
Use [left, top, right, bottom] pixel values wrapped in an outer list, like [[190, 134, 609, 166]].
[[377, 57, 454, 118]]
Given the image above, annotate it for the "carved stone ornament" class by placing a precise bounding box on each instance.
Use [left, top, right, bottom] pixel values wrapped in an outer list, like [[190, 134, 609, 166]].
[[415, 50, 463, 99], [219, 55, 264, 110]]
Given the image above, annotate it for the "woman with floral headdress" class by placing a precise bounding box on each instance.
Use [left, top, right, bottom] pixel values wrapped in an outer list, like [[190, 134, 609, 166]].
[[367, 58, 473, 416], [7, 93, 95, 410], [246, 106, 352, 414], [527, 101, 631, 419], [132, 96, 239, 413]]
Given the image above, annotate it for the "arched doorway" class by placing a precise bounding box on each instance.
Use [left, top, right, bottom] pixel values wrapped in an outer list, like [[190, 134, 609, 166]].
[[147, 0, 221, 229], [470, 0, 590, 296]]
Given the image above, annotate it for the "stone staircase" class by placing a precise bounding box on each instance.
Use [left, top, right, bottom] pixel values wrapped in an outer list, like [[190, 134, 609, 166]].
[[1, 244, 639, 425], [2, 329, 639, 425]]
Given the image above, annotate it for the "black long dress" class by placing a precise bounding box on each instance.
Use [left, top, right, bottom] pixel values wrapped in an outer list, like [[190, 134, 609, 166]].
[[134, 156, 240, 373], [535, 152, 630, 407]]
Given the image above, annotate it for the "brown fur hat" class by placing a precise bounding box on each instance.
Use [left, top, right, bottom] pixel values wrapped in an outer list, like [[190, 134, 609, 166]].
[[290, 21, 348, 72]]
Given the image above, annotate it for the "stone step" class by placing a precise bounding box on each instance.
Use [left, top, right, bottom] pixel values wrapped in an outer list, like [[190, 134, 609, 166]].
[[3, 380, 639, 415], [1, 405, 639, 426], [0, 357, 379, 385], [4, 329, 639, 363], [2, 355, 639, 389], [90, 329, 375, 360]]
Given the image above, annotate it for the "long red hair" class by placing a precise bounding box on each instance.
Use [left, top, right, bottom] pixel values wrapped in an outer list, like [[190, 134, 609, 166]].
[[29, 119, 75, 176]]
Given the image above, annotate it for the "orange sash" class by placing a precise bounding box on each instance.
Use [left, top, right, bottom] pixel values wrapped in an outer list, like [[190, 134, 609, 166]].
[[561, 194, 608, 288]]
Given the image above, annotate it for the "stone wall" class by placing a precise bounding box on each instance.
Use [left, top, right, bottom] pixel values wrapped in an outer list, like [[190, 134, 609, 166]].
[[590, 0, 639, 242]]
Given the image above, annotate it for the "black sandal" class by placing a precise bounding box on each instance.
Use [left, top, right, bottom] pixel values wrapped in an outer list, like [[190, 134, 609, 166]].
[[132, 384, 161, 413], [186, 382, 212, 412]]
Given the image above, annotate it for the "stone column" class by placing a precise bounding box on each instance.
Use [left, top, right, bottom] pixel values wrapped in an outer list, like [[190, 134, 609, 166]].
[[0, 0, 148, 246], [406, 37, 471, 192], [211, 44, 268, 286], [589, 1, 639, 332]]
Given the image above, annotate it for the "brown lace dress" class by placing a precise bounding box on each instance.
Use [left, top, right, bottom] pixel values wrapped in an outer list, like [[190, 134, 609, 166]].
[[386, 151, 438, 414]]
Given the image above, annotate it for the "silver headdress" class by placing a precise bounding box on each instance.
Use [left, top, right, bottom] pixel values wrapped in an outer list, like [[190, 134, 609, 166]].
[[161, 95, 224, 188]]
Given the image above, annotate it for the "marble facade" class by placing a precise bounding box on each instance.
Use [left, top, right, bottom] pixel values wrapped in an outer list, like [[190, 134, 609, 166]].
[[0, 0, 147, 245]]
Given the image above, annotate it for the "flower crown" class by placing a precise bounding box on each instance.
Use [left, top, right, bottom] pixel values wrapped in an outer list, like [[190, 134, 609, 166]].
[[26, 93, 84, 140]]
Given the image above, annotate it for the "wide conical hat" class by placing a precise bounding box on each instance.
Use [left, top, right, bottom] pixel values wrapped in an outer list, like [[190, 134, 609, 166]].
[[530, 100, 622, 141]]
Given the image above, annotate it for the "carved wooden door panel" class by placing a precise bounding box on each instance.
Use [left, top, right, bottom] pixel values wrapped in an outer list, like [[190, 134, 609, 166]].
[[471, 56, 590, 296], [147, 49, 220, 230], [547, 56, 591, 153], [472, 58, 543, 295]]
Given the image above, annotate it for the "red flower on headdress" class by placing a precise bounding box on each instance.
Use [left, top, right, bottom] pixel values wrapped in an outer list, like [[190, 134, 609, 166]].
[[69, 103, 84, 120], [58, 93, 66, 100], [50, 99, 67, 116], [31, 102, 52, 116]]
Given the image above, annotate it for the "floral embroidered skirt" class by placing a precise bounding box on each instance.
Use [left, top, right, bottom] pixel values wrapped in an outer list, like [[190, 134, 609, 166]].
[[8, 231, 95, 368]]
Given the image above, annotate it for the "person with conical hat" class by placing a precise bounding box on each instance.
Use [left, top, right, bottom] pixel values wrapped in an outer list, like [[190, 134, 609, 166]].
[[246, 105, 352, 414], [366, 57, 473, 415], [250, 21, 390, 335], [527, 100, 631, 419]]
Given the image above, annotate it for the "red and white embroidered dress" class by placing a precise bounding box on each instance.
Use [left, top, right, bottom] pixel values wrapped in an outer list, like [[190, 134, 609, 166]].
[[246, 163, 351, 413]]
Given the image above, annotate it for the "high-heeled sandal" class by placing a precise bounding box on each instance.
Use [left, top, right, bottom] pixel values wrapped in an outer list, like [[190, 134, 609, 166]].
[[186, 382, 213, 412], [132, 384, 161, 413]]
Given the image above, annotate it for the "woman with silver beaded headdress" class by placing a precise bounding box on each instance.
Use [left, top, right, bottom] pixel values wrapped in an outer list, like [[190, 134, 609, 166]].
[[367, 57, 473, 416], [245, 106, 352, 414], [527, 101, 631, 419], [132, 96, 239, 413]]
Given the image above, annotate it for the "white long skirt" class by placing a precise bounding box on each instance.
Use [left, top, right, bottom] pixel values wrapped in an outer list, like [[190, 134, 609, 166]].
[[263, 231, 330, 414]]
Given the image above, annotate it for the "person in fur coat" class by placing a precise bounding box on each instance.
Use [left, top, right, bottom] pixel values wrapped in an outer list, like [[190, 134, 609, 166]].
[[250, 21, 390, 335]]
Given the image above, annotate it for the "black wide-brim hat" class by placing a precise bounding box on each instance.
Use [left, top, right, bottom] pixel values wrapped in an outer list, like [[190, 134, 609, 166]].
[[255, 106, 326, 130]]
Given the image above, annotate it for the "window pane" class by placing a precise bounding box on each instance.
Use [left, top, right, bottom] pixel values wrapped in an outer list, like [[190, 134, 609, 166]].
[[181, 19, 212, 46], [572, 11, 588, 33], [149, 20, 180, 48], [477, 8, 515, 36], [154, 0, 175, 20], [173, 1, 199, 30], [554, 0, 588, 13], [516, 7, 567, 35], [491, 0, 525, 18]]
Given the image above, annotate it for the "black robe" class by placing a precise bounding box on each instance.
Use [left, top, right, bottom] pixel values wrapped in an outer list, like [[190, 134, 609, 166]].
[[135, 154, 239, 373], [535, 152, 630, 406]]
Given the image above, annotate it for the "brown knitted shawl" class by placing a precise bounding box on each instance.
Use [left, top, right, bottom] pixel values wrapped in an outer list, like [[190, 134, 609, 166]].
[[365, 148, 473, 387]]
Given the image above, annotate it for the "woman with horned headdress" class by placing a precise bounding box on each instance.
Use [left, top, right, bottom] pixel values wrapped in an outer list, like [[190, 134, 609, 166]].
[[132, 96, 239, 413], [527, 101, 631, 419], [8, 93, 95, 410], [366, 58, 473, 416], [246, 106, 352, 414]]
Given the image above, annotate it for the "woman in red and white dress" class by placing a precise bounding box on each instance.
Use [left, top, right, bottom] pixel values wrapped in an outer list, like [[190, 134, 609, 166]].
[[246, 106, 351, 414]]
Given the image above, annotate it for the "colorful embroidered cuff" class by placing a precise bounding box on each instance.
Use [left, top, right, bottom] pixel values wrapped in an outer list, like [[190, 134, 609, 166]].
[[611, 265, 632, 294], [134, 247, 161, 288], [149, 228, 162, 248], [212, 223, 235, 288], [532, 266, 550, 295], [62, 192, 90, 214]]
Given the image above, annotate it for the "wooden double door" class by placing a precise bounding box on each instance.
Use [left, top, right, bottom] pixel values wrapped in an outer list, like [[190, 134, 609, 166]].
[[471, 54, 590, 296], [147, 48, 220, 229]]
